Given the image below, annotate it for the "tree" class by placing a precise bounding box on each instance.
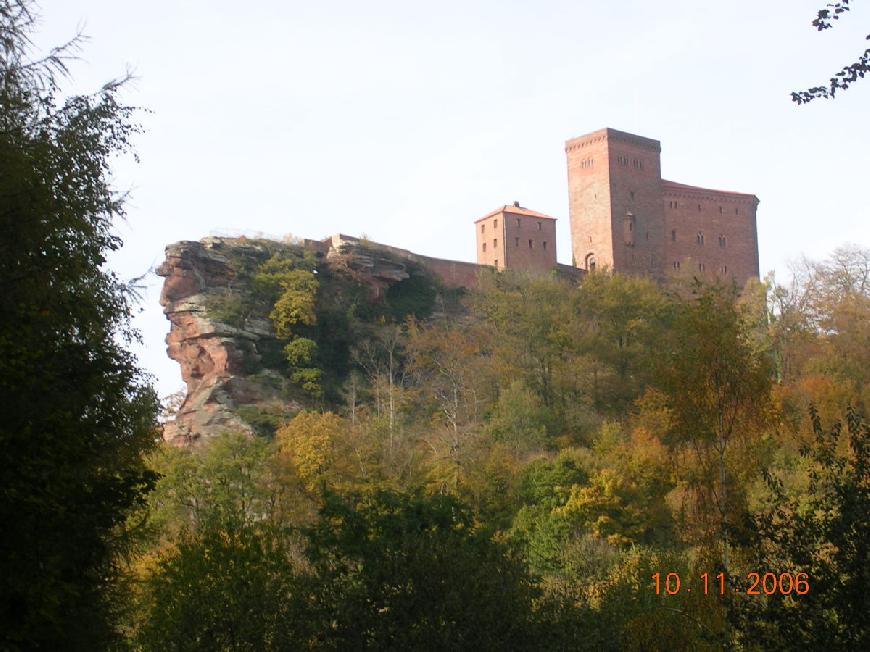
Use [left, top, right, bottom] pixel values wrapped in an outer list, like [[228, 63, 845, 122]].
[[737, 407, 869, 650], [0, 2, 158, 648], [654, 282, 772, 567], [304, 488, 540, 650], [792, 1, 870, 104], [137, 522, 311, 651]]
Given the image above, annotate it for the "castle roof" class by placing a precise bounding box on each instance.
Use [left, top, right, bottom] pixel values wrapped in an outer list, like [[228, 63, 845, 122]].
[[474, 204, 557, 223], [661, 179, 759, 203]]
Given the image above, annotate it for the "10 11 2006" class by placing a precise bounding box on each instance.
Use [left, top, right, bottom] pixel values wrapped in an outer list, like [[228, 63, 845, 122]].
[[651, 572, 810, 596]]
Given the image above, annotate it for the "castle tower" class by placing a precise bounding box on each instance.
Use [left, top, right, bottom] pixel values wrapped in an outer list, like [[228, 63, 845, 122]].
[[565, 128, 666, 277], [475, 202, 557, 271]]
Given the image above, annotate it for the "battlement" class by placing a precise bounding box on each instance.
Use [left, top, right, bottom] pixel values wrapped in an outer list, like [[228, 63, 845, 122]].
[[565, 127, 662, 153]]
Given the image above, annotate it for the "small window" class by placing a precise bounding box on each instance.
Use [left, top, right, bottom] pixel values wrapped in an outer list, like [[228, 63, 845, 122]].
[[735, 208, 739, 215], [516, 218, 521, 227], [722, 265, 728, 274], [494, 259, 498, 268], [645, 231, 649, 241], [481, 224, 485, 233], [515, 237, 519, 247], [585, 253, 596, 271], [537, 222, 542, 231], [482, 243, 486, 252], [543, 241, 548, 250], [719, 235, 726, 248], [673, 261, 681, 270], [698, 262, 705, 272], [698, 204, 702, 212], [671, 229, 677, 242], [528, 239, 533, 249], [493, 238, 497, 248], [629, 221, 633, 232], [696, 232, 705, 245], [630, 191, 635, 201], [719, 206, 723, 214], [493, 219, 498, 228]]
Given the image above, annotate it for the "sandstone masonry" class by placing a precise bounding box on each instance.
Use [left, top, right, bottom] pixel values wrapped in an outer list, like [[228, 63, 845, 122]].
[[477, 127, 760, 287]]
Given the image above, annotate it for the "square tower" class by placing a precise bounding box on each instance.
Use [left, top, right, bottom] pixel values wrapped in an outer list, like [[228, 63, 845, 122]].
[[565, 128, 666, 277], [475, 203, 557, 272]]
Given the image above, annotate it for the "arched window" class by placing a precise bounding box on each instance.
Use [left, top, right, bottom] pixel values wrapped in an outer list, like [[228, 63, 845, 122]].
[[585, 253, 596, 271]]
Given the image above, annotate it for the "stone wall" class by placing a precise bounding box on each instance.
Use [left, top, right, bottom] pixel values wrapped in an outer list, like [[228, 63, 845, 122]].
[[565, 127, 759, 283], [662, 181, 759, 287]]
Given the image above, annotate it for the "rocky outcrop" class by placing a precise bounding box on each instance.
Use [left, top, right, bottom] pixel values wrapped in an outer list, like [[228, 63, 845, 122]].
[[157, 237, 301, 446], [157, 234, 479, 445]]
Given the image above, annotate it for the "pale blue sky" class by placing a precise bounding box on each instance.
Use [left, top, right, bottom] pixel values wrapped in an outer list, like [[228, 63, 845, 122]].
[[36, 1, 870, 397]]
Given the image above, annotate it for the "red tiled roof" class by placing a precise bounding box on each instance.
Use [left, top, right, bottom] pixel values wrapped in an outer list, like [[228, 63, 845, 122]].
[[474, 205, 557, 223]]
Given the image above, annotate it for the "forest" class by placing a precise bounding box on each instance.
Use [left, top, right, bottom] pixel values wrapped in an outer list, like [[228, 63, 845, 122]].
[[137, 246, 869, 651], [0, 0, 867, 649]]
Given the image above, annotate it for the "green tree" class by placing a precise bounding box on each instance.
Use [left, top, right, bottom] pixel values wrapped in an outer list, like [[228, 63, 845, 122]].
[[305, 488, 540, 651], [0, 2, 159, 648], [736, 407, 869, 650], [137, 522, 311, 652]]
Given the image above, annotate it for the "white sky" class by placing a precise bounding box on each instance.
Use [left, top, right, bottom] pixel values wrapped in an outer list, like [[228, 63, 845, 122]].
[[35, 0, 870, 398]]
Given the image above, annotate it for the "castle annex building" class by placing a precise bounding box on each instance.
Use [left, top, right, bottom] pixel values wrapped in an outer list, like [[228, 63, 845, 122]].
[[477, 128, 760, 287]]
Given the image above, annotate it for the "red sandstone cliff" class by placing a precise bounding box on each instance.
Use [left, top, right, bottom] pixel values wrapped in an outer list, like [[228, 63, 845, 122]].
[[157, 235, 477, 444]]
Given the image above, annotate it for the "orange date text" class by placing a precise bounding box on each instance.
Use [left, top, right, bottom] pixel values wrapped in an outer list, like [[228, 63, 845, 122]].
[[651, 572, 810, 596]]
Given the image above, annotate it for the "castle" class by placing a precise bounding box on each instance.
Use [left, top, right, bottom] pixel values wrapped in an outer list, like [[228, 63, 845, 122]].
[[476, 127, 760, 287]]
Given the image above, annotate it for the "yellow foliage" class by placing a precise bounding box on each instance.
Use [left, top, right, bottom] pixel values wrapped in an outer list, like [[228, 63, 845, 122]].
[[276, 411, 346, 490]]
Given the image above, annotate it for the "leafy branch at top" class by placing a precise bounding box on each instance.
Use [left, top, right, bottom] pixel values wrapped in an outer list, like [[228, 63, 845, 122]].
[[792, 0, 870, 104]]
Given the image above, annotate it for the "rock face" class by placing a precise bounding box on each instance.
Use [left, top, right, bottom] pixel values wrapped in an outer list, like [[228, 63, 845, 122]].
[[157, 237, 300, 446], [158, 233, 486, 445]]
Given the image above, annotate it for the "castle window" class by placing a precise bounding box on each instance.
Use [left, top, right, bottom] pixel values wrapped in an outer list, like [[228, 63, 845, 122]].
[[630, 191, 635, 201], [671, 229, 677, 241], [515, 237, 519, 247], [673, 261, 681, 270], [493, 219, 498, 228], [494, 259, 498, 268], [698, 262, 705, 272], [528, 239, 533, 248], [645, 231, 649, 241], [629, 221, 633, 232], [723, 265, 728, 274], [516, 218, 521, 227], [493, 239, 497, 248], [735, 208, 739, 215], [482, 243, 486, 252], [719, 235, 726, 248], [585, 253, 596, 271], [719, 206, 723, 214], [543, 241, 548, 250], [696, 232, 705, 245], [537, 222, 542, 231], [481, 224, 485, 233], [698, 204, 702, 212]]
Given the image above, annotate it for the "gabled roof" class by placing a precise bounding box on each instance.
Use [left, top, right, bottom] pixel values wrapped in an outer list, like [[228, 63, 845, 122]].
[[474, 204, 557, 223]]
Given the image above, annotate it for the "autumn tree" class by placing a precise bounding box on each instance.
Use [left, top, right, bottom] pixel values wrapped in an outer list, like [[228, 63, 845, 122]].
[[654, 282, 772, 567], [736, 408, 869, 650], [0, 2, 159, 648], [255, 251, 322, 395]]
